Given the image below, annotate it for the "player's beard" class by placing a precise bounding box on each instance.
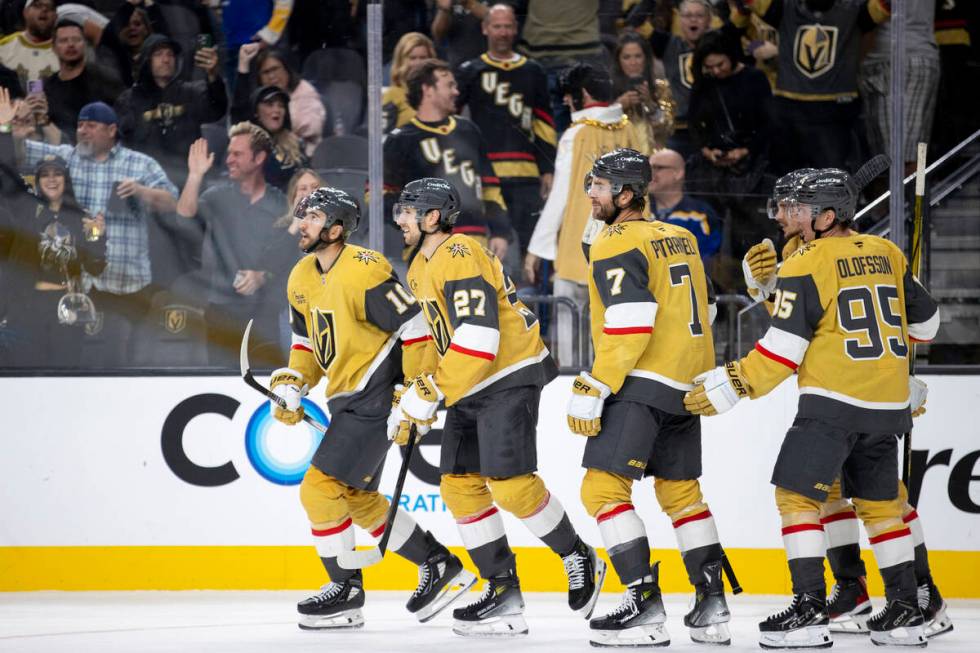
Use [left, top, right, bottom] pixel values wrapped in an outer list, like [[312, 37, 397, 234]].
[[592, 199, 616, 224]]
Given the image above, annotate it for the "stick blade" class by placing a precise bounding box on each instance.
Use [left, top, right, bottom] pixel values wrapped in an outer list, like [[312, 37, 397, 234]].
[[854, 154, 890, 191], [336, 547, 383, 570], [240, 319, 254, 376]]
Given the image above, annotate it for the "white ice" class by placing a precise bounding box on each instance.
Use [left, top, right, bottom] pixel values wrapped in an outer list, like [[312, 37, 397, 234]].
[[0, 592, 976, 653]]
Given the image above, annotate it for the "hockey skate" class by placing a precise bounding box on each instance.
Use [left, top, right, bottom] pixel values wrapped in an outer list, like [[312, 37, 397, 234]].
[[758, 592, 832, 649], [827, 576, 872, 634], [867, 597, 927, 647], [684, 560, 732, 645], [406, 546, 477, 623], [589, 562, 669, 648], [297, 573, 365, 630], [918, 580, 953, 638], [562, 538, 607, 619], [452, 569, 528, 637]]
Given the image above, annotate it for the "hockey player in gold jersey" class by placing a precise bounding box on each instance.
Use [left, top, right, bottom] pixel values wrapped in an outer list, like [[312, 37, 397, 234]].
[[686, 167, 941, 648], [739, 170, 953, 639], [391, 177, 606, 637], [269, 187, 476, 630], [566, 149, 735, 647]]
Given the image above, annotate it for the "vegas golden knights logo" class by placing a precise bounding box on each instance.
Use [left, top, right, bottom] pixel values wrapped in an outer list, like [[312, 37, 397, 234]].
[[311, 308, 338, 370], [793, 24, 838, 79], [164, 308, 187, 334], [420, 299, 451, 355], [679, 52, 694, 89]]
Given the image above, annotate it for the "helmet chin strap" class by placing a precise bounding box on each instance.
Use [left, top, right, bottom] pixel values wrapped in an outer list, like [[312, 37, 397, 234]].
[[304, 224, 343, 254], [602, 190, 631, 224], [809, 207, 835, 241]]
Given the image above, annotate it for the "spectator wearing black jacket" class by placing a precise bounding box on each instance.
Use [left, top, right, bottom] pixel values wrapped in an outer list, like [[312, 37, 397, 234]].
[[97, 2, 168, 89], [114, 33, 226, 188]]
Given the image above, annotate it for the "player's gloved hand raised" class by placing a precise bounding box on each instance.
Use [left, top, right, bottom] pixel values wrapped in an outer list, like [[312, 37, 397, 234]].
[[742, 238, 777, 302], [400, 374, 442, 431], [684, 362, 750, 416], [909, 376, 928, 418], [270, 367, 307, 425], [567, 372, 611, 436]]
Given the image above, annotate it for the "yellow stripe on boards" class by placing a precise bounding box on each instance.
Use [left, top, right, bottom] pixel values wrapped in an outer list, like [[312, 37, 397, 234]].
[[1, 546, 977, 596]]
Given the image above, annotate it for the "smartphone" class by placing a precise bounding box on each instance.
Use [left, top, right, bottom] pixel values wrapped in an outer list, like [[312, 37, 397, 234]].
[[27, 79, 43, 94], [196, 34, 213, 50], [106, 181, 127, 215]]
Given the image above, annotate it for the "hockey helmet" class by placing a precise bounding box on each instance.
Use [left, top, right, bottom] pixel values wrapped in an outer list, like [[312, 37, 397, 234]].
[[394, 177, 461, 230], [295, 186, 360, 251], [767, 167, 816, 220], [585, 148, 652, 200], [793, 168, 859, 226]]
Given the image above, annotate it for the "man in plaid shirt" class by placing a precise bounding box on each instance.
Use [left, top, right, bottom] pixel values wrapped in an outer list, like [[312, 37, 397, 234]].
[[18, 101, 178, 366]]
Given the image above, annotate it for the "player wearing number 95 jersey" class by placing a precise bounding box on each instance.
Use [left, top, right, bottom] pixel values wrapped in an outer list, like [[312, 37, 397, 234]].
[[685, 167, 941, 649]]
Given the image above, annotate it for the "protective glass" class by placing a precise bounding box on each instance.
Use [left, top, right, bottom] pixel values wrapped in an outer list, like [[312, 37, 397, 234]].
[[767, 197, 801, 221], [583, 173, 622, 195], [392, 203, 419, 221]]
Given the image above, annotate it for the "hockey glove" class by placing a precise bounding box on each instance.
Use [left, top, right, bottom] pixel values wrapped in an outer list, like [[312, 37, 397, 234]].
[[567, 372, 611, 436], [400, 374, 442, 431], [387, 384, 422, 445], [684, 362, 750, 416], [909, 376, 928, 418], [742, 238, 777, 302], [270, 367, 308, 426]]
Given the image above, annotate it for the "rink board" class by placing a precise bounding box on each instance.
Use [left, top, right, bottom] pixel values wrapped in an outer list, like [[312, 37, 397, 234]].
[[1, 374, 978, 594]]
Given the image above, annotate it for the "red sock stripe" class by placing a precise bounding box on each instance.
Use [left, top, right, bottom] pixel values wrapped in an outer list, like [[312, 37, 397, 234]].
[[903, 510, 919, 523], [457, 506, 499, 525], [402, 335, 432, 347], [597, 503, 635, 523], [781, 523, 824, 535], [449, 342, 496, 361], [602, 326, 653, 335], [673, 509, 712, 528], [291, 343, 312, 353], [755, 342, 799, 370], [524, 491, 551, 518], [820, 510, 858, 524], [869, 527, 912, 545], [312, 517, 352, 537], [370, 523, 385, 539]]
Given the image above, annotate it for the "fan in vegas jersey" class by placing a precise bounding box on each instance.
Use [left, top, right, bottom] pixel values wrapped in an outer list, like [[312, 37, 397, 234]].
[[391, 177, 606, 637], [566, 148, 735, 648], [383, 58, 511, 258], [268, 187, 476, 630], [686, 167, 941, 649], [740, 169, 953, 639]]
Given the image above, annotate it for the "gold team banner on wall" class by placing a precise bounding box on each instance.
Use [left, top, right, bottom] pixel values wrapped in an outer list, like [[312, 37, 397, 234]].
[[1, 376, 978, 595]]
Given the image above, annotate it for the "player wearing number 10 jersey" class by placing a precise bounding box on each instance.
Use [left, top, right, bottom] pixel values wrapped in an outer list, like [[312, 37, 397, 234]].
[[685, 167, 940, 649]]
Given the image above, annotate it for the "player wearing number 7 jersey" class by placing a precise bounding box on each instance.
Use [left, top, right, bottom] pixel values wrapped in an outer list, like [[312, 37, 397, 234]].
[[393, 177, 606, 638], [685, 167, 941, 649], [569, 149, 736, 648]]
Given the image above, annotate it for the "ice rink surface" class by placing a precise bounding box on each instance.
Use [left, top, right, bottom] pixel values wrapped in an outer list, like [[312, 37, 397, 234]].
[[0, 591, 976, 653]]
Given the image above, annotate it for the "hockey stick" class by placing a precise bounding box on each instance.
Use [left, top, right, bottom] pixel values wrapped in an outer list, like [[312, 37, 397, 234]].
[[239, 319, 326, 434], [902, 143, 928, 486], [337, 423, 419, 569], [853, 153, 890, 192]]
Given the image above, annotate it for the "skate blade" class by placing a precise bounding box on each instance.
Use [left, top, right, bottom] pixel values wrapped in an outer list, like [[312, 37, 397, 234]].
[[758, 625, 832, 649], [924, 604, 953, 639], [870, 625, 927, 648], [830, 607, 872, 635], [298, 608, 365, 630], [590, 623, 670, 648], [690, 621, 732, 646], [576, 557, 609, 620], [415, 569, 479, 623], [452, 614, 528, 637]]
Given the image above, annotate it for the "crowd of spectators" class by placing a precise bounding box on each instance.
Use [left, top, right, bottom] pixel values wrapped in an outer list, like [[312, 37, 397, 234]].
[[0, 0, 976, 372]]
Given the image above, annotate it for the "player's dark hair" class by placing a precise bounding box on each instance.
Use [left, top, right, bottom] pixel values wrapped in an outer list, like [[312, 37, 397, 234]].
[[406, 58, 452, 110]]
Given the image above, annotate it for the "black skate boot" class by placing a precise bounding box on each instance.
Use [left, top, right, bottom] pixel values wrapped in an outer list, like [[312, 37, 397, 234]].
[[918, 580, 953, 638], [867, 597, 927, 647], [589, 562, 669, 648], [405, 544, 477, 623], [827, 576, 872, 634], [297, 571, 365, 630], [758, 592, 832, 649], [562, 538, 607, 619], [452, 569, 527, 637], [684, 560, 731, 645]]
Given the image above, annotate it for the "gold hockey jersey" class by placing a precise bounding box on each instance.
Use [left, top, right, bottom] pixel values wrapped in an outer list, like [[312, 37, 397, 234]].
[[286, 245, 430, 409], [588, 219, 715, 414], [406, 234, 557, 405], [738, 234, 940, 433]]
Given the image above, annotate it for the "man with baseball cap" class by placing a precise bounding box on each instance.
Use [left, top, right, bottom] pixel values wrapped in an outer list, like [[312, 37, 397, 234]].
[[0, 0, 58, 88]]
